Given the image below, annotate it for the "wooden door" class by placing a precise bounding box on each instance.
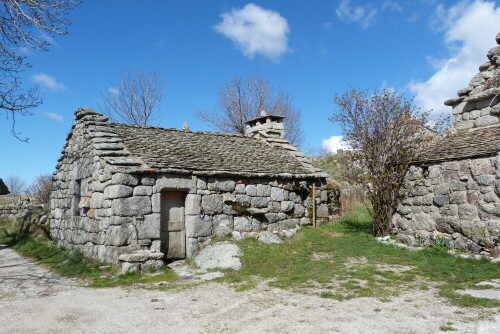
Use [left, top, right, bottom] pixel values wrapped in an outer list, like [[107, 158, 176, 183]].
[[160, 191, 186, 259]]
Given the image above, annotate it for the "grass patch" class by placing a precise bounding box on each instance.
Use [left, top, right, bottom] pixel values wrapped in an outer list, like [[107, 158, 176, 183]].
[[221, 206, 500, 307], [1, 219, 103, 278], [0, 219, 177, 286], [89, 266, 177, 288]]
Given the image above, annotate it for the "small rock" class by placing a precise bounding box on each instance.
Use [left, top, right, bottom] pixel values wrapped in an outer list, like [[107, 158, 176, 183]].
[[257, 231, 282, 244], [193, 242, 243, 270]]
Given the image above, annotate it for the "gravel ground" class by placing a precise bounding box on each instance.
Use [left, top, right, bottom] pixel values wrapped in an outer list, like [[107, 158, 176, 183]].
[[0, 245, 499, 334]]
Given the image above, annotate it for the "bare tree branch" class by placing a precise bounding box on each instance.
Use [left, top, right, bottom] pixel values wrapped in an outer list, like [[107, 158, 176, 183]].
[[0, 0, 80, 141], [330, 88, 439, 236], [99, 69, 165, 126], [196, 75, 304, 147], [5, 174, 26, 195], [26, 173, 52, 205]]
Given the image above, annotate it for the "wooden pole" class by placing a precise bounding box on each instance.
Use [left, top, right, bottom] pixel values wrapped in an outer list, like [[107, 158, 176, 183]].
[[312, 183, 316, 228]]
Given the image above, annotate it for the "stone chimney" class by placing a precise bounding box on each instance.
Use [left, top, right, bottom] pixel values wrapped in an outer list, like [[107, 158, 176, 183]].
[[244, 110, 285, 139]]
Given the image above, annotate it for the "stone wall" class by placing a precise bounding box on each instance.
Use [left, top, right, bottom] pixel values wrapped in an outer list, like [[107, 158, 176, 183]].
[[448, 33, 500, 130], [50, 114, 333, 264], [392, 156, 500, 254], [0, 203, 44, 220]]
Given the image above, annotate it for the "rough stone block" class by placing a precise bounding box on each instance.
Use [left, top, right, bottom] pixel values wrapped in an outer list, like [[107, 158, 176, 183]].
[[186, 215, 212, 238], [104, 185, 133, 199], [137, 214, 160, 239], [251, 197, 269, 208], [235, 195, 251, 207], [222, 193, 236, 203], [483, 191, 498, 203], [470, 158, 495, 176], [234, 217, 252, 231], [267, 219, 299, 231], [316, 204, 329, 218], [433, 195, 449, 207], [156, 175, 193, 191], [202, 194, 223, 215], [409, 212, 435, 231], [118, 250, 150, 262], [246, 185, 257, 196], [270, 187, 285, 201], [185, 194, 202, 215], [186, 237, 199, 258], [197, 178, 207, 190], [449, 191, 467, 204], [121, 262, 140, 274], [111, 173, 139, 186], [439, 204, 458, 217], [141, 176, 155, 186], [476, 175, 495, 186], [213, 214, 233, 237], [433, 184, 449, 195], [133, 186, 153, 196], [112, 196, 151, 216], [256, 184, 271, 197], [257, 231, 282, 244], [293, 204, 306, 217], [279, 201, 294, 213], [235, 184, 246, 194], [89, 192, 105, 209], [396, 233, 415, 246], [208, 179, 235, 192], [458, 204, 479, 220], [106, 225, 129, 246]]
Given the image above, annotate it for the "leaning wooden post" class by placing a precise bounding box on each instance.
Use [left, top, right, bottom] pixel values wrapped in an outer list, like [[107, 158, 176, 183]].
[[312, 183, 316, 228]]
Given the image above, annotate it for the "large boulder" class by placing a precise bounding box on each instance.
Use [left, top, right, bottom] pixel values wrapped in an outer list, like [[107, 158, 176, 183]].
[[193, 242, 243, 270]]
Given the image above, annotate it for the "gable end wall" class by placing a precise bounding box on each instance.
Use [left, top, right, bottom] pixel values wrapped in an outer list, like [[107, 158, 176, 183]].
[[393, 156, 500, 253]]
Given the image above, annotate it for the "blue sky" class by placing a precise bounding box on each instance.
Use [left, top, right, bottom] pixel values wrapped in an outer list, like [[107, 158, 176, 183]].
[[1, 0, 500, 186]]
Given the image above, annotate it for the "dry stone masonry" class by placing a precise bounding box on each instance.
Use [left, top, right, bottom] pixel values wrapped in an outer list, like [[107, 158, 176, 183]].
[[393, 33, 500, 255], [446, 32, 500, 130], [50, 108, 334, 271]]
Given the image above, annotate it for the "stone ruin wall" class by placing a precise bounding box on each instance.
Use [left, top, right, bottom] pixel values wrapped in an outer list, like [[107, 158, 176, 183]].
[[450, 33, 500, 130], [392, 157, 500, 254], [50, 119, 333, 264]]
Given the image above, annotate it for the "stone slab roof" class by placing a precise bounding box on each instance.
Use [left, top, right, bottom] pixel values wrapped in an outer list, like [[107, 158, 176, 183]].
[[109, 123, 316, 177], [416, 124, 500, 164]]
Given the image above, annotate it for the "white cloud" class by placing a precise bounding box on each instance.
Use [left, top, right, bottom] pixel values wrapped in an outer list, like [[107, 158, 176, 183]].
[[31, 73, 67, 92], [409, 0, 500, 116], [322, 136, 349, 154], [215, 3, 290, 61], [323, 21, 333, 30], [41, 32, 61, 49], [42, 112, 64, 122], [108, 87, 119, 95], [336, 0, 378, 29], [382, 0, 403, 12]]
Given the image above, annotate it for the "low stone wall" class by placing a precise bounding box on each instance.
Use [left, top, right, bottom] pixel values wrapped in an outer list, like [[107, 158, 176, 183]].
[[0, 203, 45, 220], [51, 170, 334, 263], [392, 156, 500, 254]]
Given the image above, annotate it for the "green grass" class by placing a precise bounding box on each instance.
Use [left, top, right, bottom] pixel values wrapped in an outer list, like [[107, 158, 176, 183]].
[[1, 219, 104, 278], [221, 206, 500, 307], [0, 219, 177, 285], [89, 266, 178, 288]]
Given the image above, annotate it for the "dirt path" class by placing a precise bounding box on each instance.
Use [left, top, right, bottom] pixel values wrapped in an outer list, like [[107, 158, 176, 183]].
[[0, 245, 498, 334]]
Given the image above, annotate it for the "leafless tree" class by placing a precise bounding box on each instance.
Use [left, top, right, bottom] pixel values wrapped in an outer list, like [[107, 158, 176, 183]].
[[0, 0, 80, 141], [196, 75, 304, 147], [330, 88, 438, 236], [27, 174, 52, 205], [5, 175, 26, 195], [99, 70, 165, 126]]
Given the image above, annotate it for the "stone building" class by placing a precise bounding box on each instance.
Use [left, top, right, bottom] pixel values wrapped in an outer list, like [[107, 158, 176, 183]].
[[50, 108, 332, 269], [392, 33, 500, 253]]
